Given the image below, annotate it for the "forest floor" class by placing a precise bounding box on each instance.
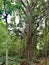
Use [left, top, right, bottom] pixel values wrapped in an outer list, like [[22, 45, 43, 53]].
[[0, 56, 49, 65], [35, 56, 49, 65]]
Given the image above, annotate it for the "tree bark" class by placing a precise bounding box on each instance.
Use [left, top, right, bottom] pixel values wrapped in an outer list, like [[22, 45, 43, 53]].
[[25, 21, 33, 61]]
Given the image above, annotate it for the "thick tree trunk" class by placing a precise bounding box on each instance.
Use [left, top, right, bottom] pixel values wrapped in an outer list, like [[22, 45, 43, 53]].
[[25, 21, 33, 61]]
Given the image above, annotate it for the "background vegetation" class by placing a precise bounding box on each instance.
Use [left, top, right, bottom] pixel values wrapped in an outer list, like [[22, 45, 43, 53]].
[[0, 0, 49, 65]]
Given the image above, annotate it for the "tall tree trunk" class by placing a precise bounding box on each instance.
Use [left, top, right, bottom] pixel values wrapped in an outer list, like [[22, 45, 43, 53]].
[[26, 21, 33, 61], [45, 18, 48, 65], [3, 2, 8, 65], [6, 41, 8, 65], [6, 14, 8, 65]]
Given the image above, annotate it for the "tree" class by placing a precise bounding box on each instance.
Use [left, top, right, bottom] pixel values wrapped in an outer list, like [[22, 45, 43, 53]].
[[8, 0, 49, 62], [14, 0, 49, 62], [0, 0, 14, 65], [0, 0, 49, 64]]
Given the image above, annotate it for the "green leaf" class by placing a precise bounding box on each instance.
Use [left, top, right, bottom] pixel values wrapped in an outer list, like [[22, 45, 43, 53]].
[[0, 9, 3, 15]]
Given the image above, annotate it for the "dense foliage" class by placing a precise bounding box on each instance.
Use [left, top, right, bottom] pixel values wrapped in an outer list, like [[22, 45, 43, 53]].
[[0, 0, 49, 65]]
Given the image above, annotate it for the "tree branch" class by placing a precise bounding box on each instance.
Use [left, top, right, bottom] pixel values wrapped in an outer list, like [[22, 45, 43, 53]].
[[31, 0, 38, 10], [18, 0, 26, 8], [17, 0, 27, 16]]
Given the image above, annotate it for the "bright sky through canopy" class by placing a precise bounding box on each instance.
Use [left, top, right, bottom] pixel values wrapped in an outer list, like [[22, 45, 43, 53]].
[[7, 14, 19, 25]]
